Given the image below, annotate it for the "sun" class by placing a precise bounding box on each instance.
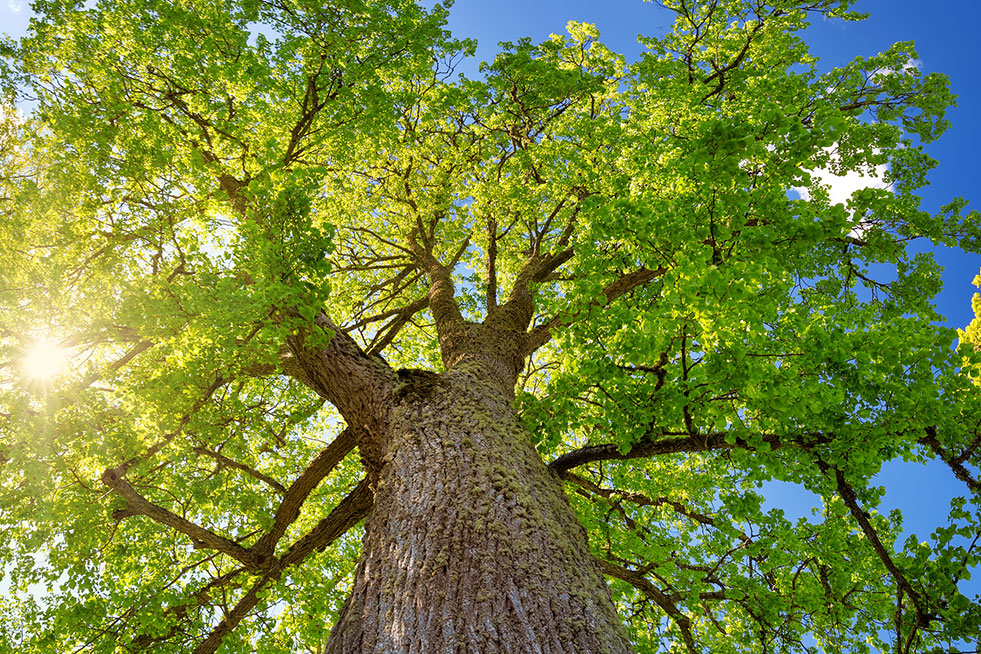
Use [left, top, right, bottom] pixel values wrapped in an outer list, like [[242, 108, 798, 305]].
[[23, 339, 68, 381]]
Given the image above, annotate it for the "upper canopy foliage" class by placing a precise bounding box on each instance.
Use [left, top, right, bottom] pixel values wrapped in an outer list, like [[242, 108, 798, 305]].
[[1, 0, 980, 652]]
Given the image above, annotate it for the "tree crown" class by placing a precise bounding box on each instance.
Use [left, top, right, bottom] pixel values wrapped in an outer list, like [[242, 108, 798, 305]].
[[1, 0, 980, 652]]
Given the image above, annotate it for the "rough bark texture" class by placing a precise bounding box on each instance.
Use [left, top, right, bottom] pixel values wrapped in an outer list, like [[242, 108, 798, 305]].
[[325, 363, 631, 653]]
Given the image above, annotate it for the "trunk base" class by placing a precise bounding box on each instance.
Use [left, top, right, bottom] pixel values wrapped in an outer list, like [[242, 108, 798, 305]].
[[326, 366, 630, 653]]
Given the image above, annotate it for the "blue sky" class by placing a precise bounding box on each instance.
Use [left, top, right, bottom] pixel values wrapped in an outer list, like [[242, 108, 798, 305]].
[[1, 0, 978, 600]]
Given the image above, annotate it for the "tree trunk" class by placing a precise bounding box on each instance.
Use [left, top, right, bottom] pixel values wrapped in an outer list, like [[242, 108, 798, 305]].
[[325, 364, 632, 653]]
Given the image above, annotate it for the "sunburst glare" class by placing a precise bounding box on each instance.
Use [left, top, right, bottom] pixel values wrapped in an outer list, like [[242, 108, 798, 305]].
[[23, 339, 68, 381]]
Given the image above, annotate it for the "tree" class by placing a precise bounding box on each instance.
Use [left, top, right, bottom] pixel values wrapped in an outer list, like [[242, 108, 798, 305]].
[[1, 0, 980, 651]]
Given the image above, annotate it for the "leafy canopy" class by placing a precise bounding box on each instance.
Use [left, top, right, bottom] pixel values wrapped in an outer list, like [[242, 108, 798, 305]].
[[1, 0, 980, 652]]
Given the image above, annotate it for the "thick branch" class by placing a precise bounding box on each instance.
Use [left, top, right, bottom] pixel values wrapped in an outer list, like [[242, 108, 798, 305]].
[[408, 233, 473, 370], [192, 569, 279, 654], [920, 427, 981, 493], [409, 234, 467, 335], [280, 477, 373, 566], [549, 430, 790, 475], [487, 214, 499, 311], [101, 469, 270, 572], [487, 247, 576, 333], [596, 558, 698, 654], [284, 311, 396, 440], [209, 167, 397, 429], [276, 351, 319, 390], [818, 460, 933, 627], [193, 479, 372, 654], [252, 427, 358, 556], [127, 476, 371, 654]]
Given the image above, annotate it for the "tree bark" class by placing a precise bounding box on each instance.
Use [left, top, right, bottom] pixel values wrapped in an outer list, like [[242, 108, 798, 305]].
[[325, 363, 632, 653]]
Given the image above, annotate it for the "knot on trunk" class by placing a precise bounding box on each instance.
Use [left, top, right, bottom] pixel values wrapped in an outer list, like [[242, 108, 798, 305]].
[[394, 368, 443, 402]]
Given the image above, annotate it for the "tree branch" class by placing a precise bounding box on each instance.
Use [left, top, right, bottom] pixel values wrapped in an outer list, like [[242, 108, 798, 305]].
[[192, 569, 280, 654], [128, 567, 246, 651], [101, 469, 271, 572], [79, 339, 154, 389], [193, 478, 372, 654], [524, 266, 666, 357], [284, 311, 396, 462], [366, 295, 430, 356], [192, 447, 287, 494], [409, 233, 467, 329], [280, 477, 373, 566], [817, 459, 934, 628], [596, 558, 698, 654], [487, 214, 499, 311], [112, 373, 228, 477], [549, 430, 798, 475], [487, 247, 577, 334], [408, 232, 472, 368], [564, 472, 716, 526], [252, 427, 358, 557], [700, 16, 766, 103], [920, 427, 981, 493]]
